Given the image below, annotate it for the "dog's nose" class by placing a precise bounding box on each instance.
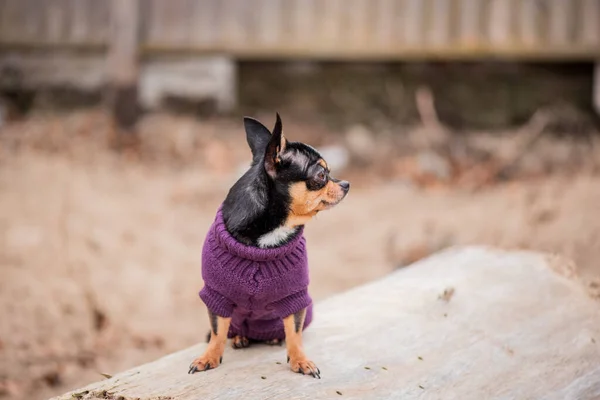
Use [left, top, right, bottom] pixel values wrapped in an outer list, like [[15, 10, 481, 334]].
[[339, 180, 350, 192]]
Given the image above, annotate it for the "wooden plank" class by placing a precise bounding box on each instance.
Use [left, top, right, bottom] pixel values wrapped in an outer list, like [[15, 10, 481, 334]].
[[21, 0, 41, 41], [0, 52, 105, 90], [373, 0, 396, 46], [487, 0, 512, 45], [51, 247, 600, 400], [0, 0, 18, 41], [344, 0, 370, 47], [256, 0, 283, 45], [580, 0, 600, 44], [320, 0, 344, 47], [90, 0, 110, 44], [290, 0, 317, 45], [1, 0, 600, 59], [69, 0, 89, 42], [519, 0, 540, 46], [143, 0, 161, 45], [219, 0, 250, 45], [0, 0, 6, 39], [188, 0, 219, 46], [168, 0, 190, 45], [548, 0, 570, 45], [153, 0, 183, 45], [428, 0, 451, 46], [46, 0, 70, 43], [402, 0, 425, 46], [458, 0, 481, 47], [106, 0, 141, 130], [183, 0, 198, 46], [135, 44, 600, 60], [138, 56, 236, 111]]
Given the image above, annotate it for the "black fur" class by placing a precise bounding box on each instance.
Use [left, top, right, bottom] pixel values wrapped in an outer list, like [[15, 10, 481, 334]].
[[293, 308, 306, 333], [222, 113, 347, 247], [244, 117, 272, 164], [208, 310, 218, 335]]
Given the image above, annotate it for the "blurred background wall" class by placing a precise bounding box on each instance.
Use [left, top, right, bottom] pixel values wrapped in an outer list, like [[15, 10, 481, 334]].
[[1, 2, 600, 400], [1, 0, 599, 128]]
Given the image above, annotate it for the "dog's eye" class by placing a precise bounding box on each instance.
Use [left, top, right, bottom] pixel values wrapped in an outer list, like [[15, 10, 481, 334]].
[[315, 170, 327, 184]]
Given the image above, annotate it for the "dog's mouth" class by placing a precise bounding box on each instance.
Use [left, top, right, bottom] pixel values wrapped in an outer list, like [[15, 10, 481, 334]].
[[319, 198, 341, 210], [317, 184, 349, 212]]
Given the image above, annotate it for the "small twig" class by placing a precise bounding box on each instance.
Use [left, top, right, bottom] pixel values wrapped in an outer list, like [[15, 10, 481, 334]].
[[438, 287, 455, 302], [414, 86, 454, 160], [415, 86, 442, 131], [494, 109, 550, 180]]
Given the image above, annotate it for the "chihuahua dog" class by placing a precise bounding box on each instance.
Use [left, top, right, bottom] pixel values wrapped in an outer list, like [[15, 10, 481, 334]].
[[188, 114, 349, 379]]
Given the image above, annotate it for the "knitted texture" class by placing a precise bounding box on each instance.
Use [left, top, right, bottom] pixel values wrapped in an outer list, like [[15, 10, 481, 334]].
[[199, 206, 313, 341]]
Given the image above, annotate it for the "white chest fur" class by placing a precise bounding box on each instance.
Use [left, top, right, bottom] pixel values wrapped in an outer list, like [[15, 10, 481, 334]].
[[257, 225, 296, 248]]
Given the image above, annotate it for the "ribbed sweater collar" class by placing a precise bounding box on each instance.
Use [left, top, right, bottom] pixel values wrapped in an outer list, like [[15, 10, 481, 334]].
[[212, 205, 305, 262]]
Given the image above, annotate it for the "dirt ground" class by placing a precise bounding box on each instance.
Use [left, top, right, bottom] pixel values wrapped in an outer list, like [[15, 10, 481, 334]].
[[0, 110, 599, 399]]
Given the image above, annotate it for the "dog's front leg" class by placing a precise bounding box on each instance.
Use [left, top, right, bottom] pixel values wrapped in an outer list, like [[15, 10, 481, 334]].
[[188, 311, 231, 374], [283, 308, 320, 378]]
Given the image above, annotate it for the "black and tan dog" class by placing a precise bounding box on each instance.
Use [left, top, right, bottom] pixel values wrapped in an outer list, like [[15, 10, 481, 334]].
[[189, 114, 349, 378]]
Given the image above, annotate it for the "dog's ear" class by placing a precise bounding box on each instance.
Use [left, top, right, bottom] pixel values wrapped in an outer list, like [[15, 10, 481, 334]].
[[264, 113, 286, 177], [243, 117, 272, 163]]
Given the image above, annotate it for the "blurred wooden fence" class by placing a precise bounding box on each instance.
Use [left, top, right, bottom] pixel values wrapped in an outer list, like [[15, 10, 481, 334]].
[[1, 0, 600, 121], [1, 0, 599, 60]]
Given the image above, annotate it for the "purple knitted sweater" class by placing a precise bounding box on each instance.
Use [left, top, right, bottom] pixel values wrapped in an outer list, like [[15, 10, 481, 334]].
[[199, 206, 313, 341]]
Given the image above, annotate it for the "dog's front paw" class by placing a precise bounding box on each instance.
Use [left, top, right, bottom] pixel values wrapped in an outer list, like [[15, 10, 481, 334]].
[[188, 351, 223, 374], [264, 338, 283, 346], [231, 336, 250, 349], [287, 355, 320, 379]]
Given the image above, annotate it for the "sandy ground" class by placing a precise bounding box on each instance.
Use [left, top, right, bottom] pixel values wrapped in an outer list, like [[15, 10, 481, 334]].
[[0, 112, 599, 399]]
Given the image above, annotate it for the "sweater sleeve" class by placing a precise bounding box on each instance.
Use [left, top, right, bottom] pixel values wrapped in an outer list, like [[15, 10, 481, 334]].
[[271, 288, 312, 319], [199, 285, 235, 317]]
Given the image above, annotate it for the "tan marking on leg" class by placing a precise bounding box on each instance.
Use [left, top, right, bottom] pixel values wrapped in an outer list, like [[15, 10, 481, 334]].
[[283, 309, 320, 378], [188, 316, 231, 373]]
